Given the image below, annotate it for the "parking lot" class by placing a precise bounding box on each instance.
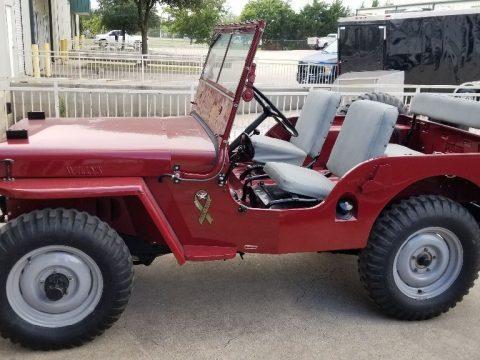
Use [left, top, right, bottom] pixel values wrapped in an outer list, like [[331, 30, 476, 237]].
[[1, 252, 479, 360]]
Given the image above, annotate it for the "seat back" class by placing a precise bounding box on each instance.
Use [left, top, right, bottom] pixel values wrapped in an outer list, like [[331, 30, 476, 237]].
[[327, 100, 398, 177], [410, 93, 480, 129], [290, 90, 341, 157]]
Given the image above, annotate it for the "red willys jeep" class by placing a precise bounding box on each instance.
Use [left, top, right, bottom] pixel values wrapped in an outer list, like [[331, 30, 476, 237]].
[[1, 21, 480, 349]]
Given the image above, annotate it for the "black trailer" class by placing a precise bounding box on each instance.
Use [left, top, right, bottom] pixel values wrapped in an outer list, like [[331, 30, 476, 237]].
[[338, 9, 480, 85]]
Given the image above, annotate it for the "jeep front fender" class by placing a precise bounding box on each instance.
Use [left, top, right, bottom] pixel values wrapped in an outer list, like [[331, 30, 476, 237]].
[[0, 177, 186, 264]]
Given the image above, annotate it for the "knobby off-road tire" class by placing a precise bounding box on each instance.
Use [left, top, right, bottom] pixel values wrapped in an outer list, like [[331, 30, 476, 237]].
[[338, 92, 409, 115], [359, 195, 480, 320], [0, 208, 133, 350]]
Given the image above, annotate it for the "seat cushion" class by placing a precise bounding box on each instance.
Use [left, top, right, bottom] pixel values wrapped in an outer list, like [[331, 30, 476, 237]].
[[327, 100, 399, 177], [385, 144, 423, 156], [264, 162, 335, 199], [251, 135, 307, 165], [410, 93, 480, 129], [291, 90, 342, 157]]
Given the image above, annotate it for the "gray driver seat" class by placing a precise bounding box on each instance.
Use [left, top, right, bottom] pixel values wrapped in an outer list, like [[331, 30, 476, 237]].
[[264, 100, 399, 200], [251, 90, 342, 166]]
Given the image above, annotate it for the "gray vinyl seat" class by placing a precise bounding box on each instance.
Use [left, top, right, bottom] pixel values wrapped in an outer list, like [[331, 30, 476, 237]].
[[264, 100, 399, 200], [410, 93, 480, 129], [383, 93, 480, 156], [251, 90, 342, 165], [385, 143, 423, 156]]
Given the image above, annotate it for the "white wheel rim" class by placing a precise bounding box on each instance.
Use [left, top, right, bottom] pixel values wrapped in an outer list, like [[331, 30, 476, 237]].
[[393, 227, 463, 300], [6, 245, 103, 328]]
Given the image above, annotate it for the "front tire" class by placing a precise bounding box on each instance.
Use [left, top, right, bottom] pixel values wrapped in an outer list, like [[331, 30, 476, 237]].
[[0, 208, 133, 349], [359, 195, 480, 320]]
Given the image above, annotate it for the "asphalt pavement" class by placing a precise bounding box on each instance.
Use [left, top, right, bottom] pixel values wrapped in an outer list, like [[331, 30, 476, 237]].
[[1, 252, 479, 359]]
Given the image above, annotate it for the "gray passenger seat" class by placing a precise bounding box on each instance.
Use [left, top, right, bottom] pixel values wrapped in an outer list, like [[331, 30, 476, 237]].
[[385, 93, 480, 156], [409, 93, 480, 129], [264, 100, 399, 200], [251, 90, 342, 165]]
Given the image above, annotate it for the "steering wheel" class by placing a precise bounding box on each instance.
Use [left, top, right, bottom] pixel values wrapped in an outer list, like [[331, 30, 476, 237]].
[[253, 86, 298, 137]]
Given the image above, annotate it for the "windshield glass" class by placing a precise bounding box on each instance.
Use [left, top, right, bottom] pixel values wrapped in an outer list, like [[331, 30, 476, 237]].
[[324, 41, 338, 54], [202, 32, 254, 94]]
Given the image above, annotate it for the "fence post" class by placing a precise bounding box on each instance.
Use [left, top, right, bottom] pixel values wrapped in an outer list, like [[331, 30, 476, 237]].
[[60, 39, 68, 63], [78, 52, 82, 79], [53, 81, 60, 118], [190, 84, 195, 103], [0, 86, 8, 131], [141, 55, 145, 82], [43, 43, 52, 77], [32, 44, 41, 78], [190, 84, 195, 112]]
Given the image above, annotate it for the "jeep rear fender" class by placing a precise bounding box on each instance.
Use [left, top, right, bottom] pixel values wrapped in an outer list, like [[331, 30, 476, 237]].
[[0, 177, 186, 264]]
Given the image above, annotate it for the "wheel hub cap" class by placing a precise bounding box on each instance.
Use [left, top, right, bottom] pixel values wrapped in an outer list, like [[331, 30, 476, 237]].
[[416, 252, 433, 268], [393, 227, 463, 299], [44, 273, 70, 301], [6, 245, 103, 328]]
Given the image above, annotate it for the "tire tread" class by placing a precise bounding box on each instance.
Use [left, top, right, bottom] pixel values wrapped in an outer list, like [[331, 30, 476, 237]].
[[359, 195, 480, 320], [0, 208, 133, 350]]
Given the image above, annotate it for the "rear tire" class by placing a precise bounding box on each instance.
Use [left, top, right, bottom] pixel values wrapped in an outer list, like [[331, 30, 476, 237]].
[[359, 195, 480, 320], [0, 208, 133, 349]]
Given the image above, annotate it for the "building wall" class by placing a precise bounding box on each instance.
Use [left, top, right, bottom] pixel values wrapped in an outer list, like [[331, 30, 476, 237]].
[[0, 0, 30, 79], [51, 0, 72, 51], [0, 0, 12, 79], [32, 0, 72, 51], [0, 0, 72, 80], [32, 0, 50, 46]]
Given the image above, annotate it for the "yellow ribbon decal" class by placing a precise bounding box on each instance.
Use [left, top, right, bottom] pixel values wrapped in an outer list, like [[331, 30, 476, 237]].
[[194, 190, 213, 224]]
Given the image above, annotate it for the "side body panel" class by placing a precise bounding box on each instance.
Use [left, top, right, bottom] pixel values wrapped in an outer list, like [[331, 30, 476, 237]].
[[146, 153, 480, 256]]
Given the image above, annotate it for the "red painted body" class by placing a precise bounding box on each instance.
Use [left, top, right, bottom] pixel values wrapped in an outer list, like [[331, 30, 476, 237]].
[[0, 22, 479, 264]]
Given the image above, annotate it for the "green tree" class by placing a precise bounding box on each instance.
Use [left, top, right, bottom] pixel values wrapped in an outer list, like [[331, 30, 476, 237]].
[[99, 0, 140, 40], [298, 0, 349, 38], [322, 0, 350, 34], [101, 0, 201, 53], [135, 0, 201, 53], [240, 0, 298, 44], [299, 0, 329, 37], [80, 10, 103, 37], [166, 0, 226, 44], [371, 0, 379, 7], [99, 0, 160, 49]]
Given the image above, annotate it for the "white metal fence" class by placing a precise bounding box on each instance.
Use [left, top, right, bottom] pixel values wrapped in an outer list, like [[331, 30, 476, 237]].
[[28, 50, 339, 86], [2, 82, 480, 131]]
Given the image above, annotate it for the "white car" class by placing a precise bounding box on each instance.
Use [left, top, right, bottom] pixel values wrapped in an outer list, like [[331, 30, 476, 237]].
[[307, 33, 337, 50], [94, 30, 142, 48]]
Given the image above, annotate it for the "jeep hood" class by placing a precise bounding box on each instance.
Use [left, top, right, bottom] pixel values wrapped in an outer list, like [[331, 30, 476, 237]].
[[0, 116, 217, 178]]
